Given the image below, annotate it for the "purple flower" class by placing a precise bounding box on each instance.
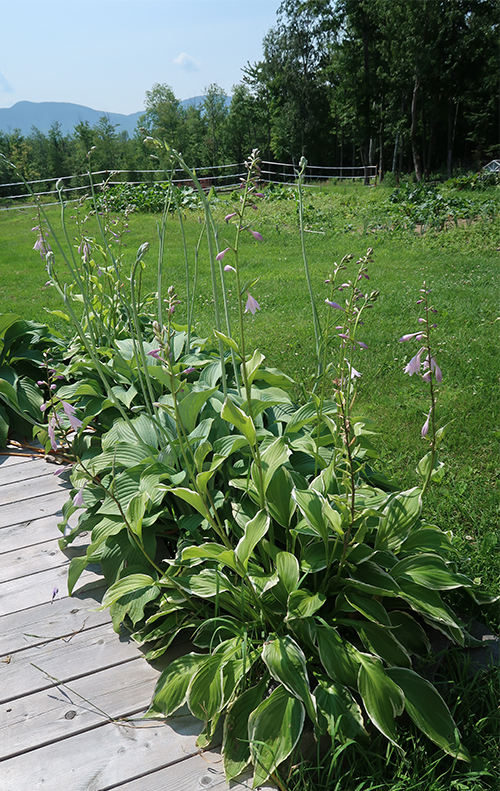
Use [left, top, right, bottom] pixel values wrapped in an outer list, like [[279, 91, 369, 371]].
[[224, 213, 237, 223], [73, 486, 86, 507], [249, 230, 263, 242], [78, 239, 91, 263], [40, 402, 49, 412], [356, 341, 368, 349], [48, 415, 58, 451], [347, 362, 362, 379], [51, 586, 58, 603], [37, 380, 45, 387], [325, 300, 343, 310], [224, 264, 236, 273], [422, 356, 442, 383], [404, 346, 425, 376], [62, 401, 82, 431], [338, 333, 350, 341], [421, 408, 432, 438], [399, 332, 424, 343], [245, 292, 260, 315], [147, 349, 161, 359], [54, 464, 72, 476], [183, 367, 195, 375], [216, 248, 230, 261]]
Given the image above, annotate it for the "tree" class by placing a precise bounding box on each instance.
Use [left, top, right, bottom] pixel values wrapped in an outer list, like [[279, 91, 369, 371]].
[[202, 83, 229, 166]]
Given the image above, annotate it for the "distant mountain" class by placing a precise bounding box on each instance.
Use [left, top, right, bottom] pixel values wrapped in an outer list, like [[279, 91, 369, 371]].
[[0, 97, 229, 138]]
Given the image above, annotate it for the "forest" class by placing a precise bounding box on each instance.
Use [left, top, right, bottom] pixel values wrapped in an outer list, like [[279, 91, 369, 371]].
[[0, 0, 498, 191]]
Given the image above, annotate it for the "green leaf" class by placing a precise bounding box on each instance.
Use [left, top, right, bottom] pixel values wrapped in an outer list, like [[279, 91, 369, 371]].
[[316, 623, 359, 688], [223, 679, 267, 781], [346, 561, 401, 597], [248, 685, 305, 788], [287, 589, 326, 620], [344, 591, 392, 626], [391, 553, 472, 590], [388, 611, 431, 655], [357, 654, 404, 748], [285, 399, 337, 434], [276, 551, 299, 593], [262, 635, 316, 724], [265, 466, 296, 528], [101, 573, 157, 608], [314, 678, 367, 743], [242, 349, 265, 386], [170, 487, 211, 518], [398, 580, 464, 631], [292, 488, 329, 543], [126, 491, 149, 542], [417, 451, 445, 482], [187, 653, 225, 722], [146, 653, 207, 717], [214, 329, 240, 354], [221, 397, 256, 446], [178, 386, 217, 433], [346, 620, 411, 667], [253, 436, 290, 496], [386, 667, 470, 761], [235, 510, 270, 569], [67, 555, 89, 595], [0, 314, 21, 339], [375, 488, 422, 551], [0, 403, 9, 447], [400, 526, 455, 555], [182, 543, 239, 573]]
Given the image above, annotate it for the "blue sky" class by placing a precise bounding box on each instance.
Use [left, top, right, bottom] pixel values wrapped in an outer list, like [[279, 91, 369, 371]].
[[0, 0, 281, 114]]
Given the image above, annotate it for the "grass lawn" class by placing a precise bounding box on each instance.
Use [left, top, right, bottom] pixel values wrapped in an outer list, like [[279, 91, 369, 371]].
[[0, 182, 498, 790]]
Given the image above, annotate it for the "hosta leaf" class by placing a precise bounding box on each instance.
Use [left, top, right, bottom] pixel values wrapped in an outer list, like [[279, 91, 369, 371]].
[[177, 386, 217, 433], [388, 611, 431, 655], [287, 589, 326, 620], [241, 349, 265, 385], [285, 399, 337, 434], [276, 551, 300, 593], [223, 679, 267, 781], [400, 526, 455, 555], [248, 685, 305, 788], [398, 580, 464, 631], [252, 436, 290, 496], [292, 488, 329, 543], [235, 510, 270, 569], [170, 487, 211, 518], [101, 573, 157, 609], [221, 397, 256, 446], [266, 465, 296, 527], [212, 434, 249, 457], [346, 561, 400, 597], [316, 622, 360, 688], [146, 653, 207, 717], [67, 555, 90, 595], [346, 620, 411, 667], [262, 635, 316, 724], [344, 591, 392, 626], [182, 543, 239, 573], [391, 553, 472, 590], [187, 653, 225, 722], [0, 403, 8, 447], [357, 654, 404, 747], [375, 488, 422, 551], [386, 667, 470, 761], [314, 678, 367, 743]]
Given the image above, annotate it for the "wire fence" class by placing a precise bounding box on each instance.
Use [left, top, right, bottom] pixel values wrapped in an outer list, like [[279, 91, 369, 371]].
[[0, 161, 377, 210]]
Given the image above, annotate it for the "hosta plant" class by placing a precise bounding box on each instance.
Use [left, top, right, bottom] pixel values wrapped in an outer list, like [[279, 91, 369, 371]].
[[10, 146, 496, 788]]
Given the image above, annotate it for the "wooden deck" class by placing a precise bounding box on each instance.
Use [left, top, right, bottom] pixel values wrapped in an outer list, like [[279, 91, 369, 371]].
[[0, 449, 273, 791]]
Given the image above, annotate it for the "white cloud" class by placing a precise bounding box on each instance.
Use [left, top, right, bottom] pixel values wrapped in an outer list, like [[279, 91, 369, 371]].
[[0, 70, 14, 94], [173, 52, 201, 72]]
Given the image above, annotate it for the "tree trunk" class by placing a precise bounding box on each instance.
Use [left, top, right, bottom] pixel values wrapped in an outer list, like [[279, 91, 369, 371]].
[[447, 100, 460, 177], [411, 74, 423, 182]]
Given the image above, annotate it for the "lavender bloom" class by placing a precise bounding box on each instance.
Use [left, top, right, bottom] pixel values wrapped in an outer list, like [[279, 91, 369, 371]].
[[399, 332, 425, 342], [347, 362, 362, 379], [37, 380, 45, 387], [249, 230, 263, 242], [404, 346, 425, 376], [421, 408, 432, 438], [51, 586, 58, 603], [216, 248, 230, 261], [62, 401, 82, 431], [183, 367, 195, 375], [78, 239, 91, 263], [147, 349, 161, 359], [40, 402, 49, 412], [73, 486, 86, 507], [224, 265, 236, 273], [325, 300, 343, 310], [48, 415, 58, 451], [422, 356, 442, 383], [245, 292, 260, 315], [224, 213, 237, 223], [54, 464, 72, 476], [356, 341, 368, 349]]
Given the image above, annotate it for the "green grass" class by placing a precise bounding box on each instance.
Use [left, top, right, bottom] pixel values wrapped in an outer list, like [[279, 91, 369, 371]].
[[0, 183, 498, 789]]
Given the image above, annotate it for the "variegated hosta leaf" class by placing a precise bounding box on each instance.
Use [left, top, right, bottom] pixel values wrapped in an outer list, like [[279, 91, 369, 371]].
[[375, 487, 422, 551], [223, 679, 267, 781], [262, 634, 316, 724], [145, 652, 207, 717], [248, 685, 305, 788], [316, 622, 360, 688], [314, 677, 368, 743], [386, 667, 470, 761], [357, 654, 404, 748]]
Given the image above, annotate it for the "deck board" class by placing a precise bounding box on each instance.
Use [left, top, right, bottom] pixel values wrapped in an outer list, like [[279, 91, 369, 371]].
[[0, 450, 274, 791]]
